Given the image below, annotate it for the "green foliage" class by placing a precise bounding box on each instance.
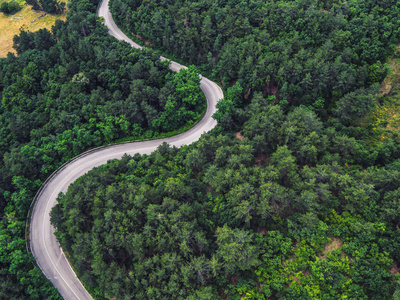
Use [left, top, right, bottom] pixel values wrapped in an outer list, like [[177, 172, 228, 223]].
[[1, 0, 400, 297], [51, 101, 400, 298], [171, 66, 203, 107], [0, 1, 21, 14], [212, 82, 243, 130], [334, 84, 380, 125], [152, 66, 205, 132], [24, 0, 65, 14], [25, 0, 40, 10], [215, 225, 260, 274], [111, 0, 400, 112], [0, 0, 205, 296], [12, 29, 56, 54], [38, 0, 65, 14]]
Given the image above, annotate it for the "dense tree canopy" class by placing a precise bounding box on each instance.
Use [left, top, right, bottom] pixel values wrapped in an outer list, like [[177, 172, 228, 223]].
[[110, 0, 397, 114], [1, 0, 400, 297], [0, 0, 204, 297], [52, 102, 400, 299]]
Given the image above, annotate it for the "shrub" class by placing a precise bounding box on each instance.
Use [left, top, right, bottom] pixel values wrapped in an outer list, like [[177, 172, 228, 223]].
[[0, 1, 21, 14], [8, 1, 21, 13]]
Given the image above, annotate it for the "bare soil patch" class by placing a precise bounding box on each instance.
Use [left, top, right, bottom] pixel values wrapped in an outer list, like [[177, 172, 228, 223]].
[[235, 132, 244, 140], [318, 238, 343, 260], [390, 261, 400, 275]]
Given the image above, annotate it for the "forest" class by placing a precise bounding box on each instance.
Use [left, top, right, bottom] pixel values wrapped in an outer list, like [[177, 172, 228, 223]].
[[50, 0, 400, 298], [1, 0, 400, 298], [52, 102, 400, 299], [0, 0, 205, 297], [110, 0, 398, 115]]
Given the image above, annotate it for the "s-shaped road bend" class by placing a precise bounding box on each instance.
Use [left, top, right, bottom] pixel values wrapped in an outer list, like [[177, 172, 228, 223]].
[[29, 0, 224, 298]]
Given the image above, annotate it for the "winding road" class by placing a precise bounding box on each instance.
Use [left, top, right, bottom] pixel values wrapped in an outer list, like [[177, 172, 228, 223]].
[[28, 0, 223, 298]]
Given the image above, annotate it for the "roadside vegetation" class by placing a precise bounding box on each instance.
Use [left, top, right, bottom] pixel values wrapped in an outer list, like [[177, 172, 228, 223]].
[[0, 0, 205, 297], [1, 0, 400, 298], [0, 1, 22, 15], [110, 0, 398, 114], [53, 103, 400, 299], [47, 0, 400, 299]]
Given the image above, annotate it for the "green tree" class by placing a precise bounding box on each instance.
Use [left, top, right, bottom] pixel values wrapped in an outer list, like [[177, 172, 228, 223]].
[[334, 84, 379, 125], [215, 225, 260, 275]]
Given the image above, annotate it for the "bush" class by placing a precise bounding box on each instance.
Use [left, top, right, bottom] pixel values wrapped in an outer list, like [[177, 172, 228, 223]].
[[39, 0, 65, 13], [0, 1, 21, 14], [26, 0, 41, 10], [0, 2, 8, 13], [8, 1, 21, 13]]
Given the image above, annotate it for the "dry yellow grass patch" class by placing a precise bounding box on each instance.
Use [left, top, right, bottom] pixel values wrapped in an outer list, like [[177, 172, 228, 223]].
[[0, 4, 66, 57]]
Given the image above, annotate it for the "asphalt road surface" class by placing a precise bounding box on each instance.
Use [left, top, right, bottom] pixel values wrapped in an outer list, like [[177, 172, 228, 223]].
[[29, 0, 223, 298]]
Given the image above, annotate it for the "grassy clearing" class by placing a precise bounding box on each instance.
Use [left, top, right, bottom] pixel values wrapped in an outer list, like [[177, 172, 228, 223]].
[[358, 46, 400, 143], [0, 1, 66, 57]]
